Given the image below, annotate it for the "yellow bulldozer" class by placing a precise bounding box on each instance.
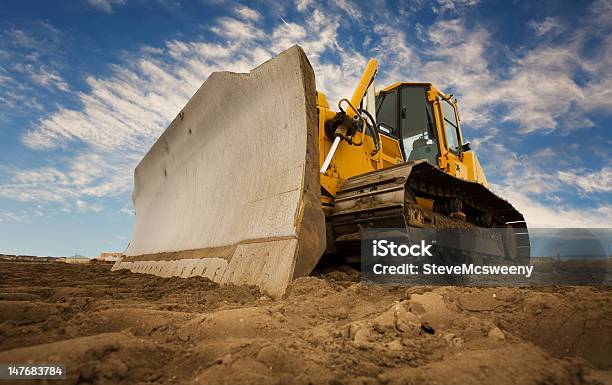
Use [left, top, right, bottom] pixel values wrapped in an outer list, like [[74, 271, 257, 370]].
[[112, 46, 529, 297]]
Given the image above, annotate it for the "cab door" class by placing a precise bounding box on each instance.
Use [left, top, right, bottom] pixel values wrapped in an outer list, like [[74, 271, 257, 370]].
[[437, 97, 468, 179]]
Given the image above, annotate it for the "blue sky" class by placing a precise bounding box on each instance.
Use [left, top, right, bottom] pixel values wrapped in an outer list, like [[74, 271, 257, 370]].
[[0, 0, 611, 257]]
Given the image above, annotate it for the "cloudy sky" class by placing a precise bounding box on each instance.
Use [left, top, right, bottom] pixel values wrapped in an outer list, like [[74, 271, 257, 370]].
[[0, 0, 611, 256]]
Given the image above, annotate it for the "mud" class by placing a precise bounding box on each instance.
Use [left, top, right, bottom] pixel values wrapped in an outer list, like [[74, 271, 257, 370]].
[[0, 261, 611, 385]]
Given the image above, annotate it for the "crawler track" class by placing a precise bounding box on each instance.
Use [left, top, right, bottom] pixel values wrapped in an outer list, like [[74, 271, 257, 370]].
[[330, 161, 530, 263]]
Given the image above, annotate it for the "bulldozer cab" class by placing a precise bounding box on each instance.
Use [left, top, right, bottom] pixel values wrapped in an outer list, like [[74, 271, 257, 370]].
[[375, 83, 471, 180]]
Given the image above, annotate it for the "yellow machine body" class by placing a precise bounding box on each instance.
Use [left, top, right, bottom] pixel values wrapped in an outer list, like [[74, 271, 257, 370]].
[[317, 62, 488, 209]]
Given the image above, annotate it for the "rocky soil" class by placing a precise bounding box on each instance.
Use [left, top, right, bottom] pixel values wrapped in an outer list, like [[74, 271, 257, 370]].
[[0, 261, 611, 385]]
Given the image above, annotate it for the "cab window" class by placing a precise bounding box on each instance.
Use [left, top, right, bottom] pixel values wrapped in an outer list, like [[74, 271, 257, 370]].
[[400, 87, 439, 166], [441, 99, 460, 152], [375, 89, 397, 134], [376, 86, 440, 166]]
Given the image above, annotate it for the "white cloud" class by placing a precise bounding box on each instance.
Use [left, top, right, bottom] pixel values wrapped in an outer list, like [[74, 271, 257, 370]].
[[235, 6, 261, 21], [433, 0, 480, 14], [414, 19, 496, 127], [589, 0, 612, 27], [0, 86, 43, 112], [333, 0, 362, 19], [403, 7, 611, 136], [390, 17, 579, 136], [528, 17, 562, 36], [0, 23, 67, 117], [0, 153, 134, 211], [558, 167, 612, 193], [583, 34, 612, 113], [295, 0, 312, 11], [86, 0, 126, 13], [6, 28, 39, 48], [14, 63, 69, 92], [211, 17, 265, 41], [481, 142, 612, 228], [495, 45, 587, 133], [0, 212, 30, 224], [3, 23, 63, 57], [30, 67, 70, 92], [498, 189, 612, 228], [372, 24, 416, 83], [120, 205, 135, 215], [75, 199, 103, 212]]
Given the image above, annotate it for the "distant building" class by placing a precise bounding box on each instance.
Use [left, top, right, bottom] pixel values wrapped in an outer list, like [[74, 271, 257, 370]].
[[0, 254, 61, 263], [91, 252, 125, 264], [61, 254, 91, 264], [98, 252, 124, 261]]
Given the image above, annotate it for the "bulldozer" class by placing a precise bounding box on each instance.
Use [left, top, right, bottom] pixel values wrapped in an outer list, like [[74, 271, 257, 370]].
[[112, 46, 529, 297]]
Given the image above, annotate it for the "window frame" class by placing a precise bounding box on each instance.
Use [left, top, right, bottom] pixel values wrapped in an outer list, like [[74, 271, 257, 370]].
[[440, 97, 462, 154], [375, 88, 401, 139]]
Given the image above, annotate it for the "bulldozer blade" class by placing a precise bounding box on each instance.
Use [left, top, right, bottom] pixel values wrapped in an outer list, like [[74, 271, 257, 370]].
[[112, 46, 326, 298]]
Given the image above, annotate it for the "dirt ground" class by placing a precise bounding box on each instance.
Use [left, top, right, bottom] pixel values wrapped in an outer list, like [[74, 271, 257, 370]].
[[0, 261, 611, 385]]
